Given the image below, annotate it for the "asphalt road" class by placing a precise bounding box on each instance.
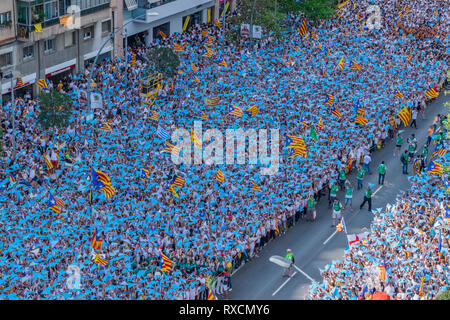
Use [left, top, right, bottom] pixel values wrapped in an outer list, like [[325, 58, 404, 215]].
[[228, 93, 449, 300]]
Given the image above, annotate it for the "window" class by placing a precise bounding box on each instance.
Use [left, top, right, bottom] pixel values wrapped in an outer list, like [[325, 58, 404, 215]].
[[0, 11, 12, 25], [23, 45, 35, 60], [64, 31, 76, 47], [44, 1, 59, 20], [44, 38, 56, 53], [0, 52, 13, 68], [101, 20, 111, 34], [83, 25, 94, 40]]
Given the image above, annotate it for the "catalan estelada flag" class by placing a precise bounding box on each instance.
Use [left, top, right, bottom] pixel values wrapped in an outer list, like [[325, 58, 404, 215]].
[[100, 184, 115, 199], [162, 141, 181, 156], [204, 97, 220, 107], [379, 258, 386, 281], [42, 154, 53, 170], [413, 159, 421, 175], [171, 176, 185, 188], [245, 105, 259, 117], [9, 174, 16, 183], [14, 77, 23, 89], [208, 289, 217, 300], [331, 106, 342, 117], [398, 106, 411, 126], [93, 253, 108, 266], [432, 144, 447, 158], [161, 252, 174, 272], [167, 184, 179, 198], [173, 43, 184, 52], [337, 56, 345, 71], [201, 29, 209, 37], [90, 228, 103, 250], [250, 181, 262, 192], [325, 93, 335, 105], [318, 117, 324, 130], [206, 35, 214, 45], [193, 76, 201, 83], [48, 193, 62, 214], [36, 78, 48, 90], [97, 122, 112, 131], [200, 112, 208, 120], [427, 161, 443, 175], [425, 87, 439, 99], [349, 60, 362, 71], [191, 128, 202, 150], [297, 19, 307, 36], [228, 104, 243, 117], [149, 110, 159, 121], [191, 63, 199, 72], [202, 46, 215, 58], [215, 18, 222, 28], [140, 168, 150, 181], [336, 217, 347, 232], [219, 58, 227, 68], [216, 169, 225, 183], [354, 114, 368, 125], [394, 89, 403, 98]]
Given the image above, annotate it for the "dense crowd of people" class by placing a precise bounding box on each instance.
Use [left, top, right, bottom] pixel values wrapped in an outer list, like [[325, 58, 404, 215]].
[[308, 133, 450, 299], [0, 0, 448, 299]]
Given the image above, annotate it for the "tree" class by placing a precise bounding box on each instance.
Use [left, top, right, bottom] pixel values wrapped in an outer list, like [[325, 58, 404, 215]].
[[278, 0, 302, 13], [299, 0, 336, 21], [146, 47, 180, 79], [37, 90, 73, 129], [435, 289, 450, 300], [226, 0, 288, 41]]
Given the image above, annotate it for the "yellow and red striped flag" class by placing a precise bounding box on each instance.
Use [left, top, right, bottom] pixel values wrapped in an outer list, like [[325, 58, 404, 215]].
[[398, 106, 411, 126], [191, 128, 202, 150], [354, 114, 368, 125], [394, 89, 403, 98], [173, 43, 184, 52], [337, 56, 345, 71], [245, 105, 259, 117], [331, 107, 342, 117], [162, 141, 181, 156], [297, 19, 307, 36], [216, 169, 225, 183], [161, 252, 174, 272], [250, 181, 262, 192], [425, 87, 439, 99], [94, 253, 108, 266], [149, 110, 159, 121], [158, 30, 167, 38], [228, 104, 243, 117]]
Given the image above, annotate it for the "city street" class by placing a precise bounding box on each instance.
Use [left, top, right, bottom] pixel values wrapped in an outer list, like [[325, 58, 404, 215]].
[[229, 93, 449, 300]]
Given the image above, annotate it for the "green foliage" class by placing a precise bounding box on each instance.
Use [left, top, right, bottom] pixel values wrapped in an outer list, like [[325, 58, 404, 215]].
[[227, 0, 288, 39], [435, 289, 450, 300], [299, 0, 336, 21], [37, 90, 73, 129], [146, 47, 180, 79], [278, 0, 302, 13]]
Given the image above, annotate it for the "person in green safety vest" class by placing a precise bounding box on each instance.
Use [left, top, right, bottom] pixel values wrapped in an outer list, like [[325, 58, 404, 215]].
[[357, 166, 365, 190], [359, 185, 373, 212], [306, 196, 316, 222], [343, 181, 354, 212], [378, 161, 386, 185], [394, 133, 403, 157], [332, 199, 342, 227], [329, 182, 339, 207], [338, 168, 346, 189], [283, 249, 294, 277]]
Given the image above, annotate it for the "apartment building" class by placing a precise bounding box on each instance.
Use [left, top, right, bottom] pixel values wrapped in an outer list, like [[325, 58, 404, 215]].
[[120, 0, 236, 48], [0, 0, 113, 101]]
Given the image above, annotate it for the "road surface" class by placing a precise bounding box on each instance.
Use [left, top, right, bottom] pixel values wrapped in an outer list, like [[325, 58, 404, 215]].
[[228, 93, 449, 300]]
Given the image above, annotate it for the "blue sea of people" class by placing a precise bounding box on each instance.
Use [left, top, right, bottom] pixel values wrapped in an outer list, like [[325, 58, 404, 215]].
[[0, 0, 448, 299]]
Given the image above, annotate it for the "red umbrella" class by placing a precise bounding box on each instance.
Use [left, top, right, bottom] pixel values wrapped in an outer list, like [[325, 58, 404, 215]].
[[371, 292, 391, 300]]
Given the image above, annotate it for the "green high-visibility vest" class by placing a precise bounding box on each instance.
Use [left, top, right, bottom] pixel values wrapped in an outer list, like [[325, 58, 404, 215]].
[[339, 170, 346, 180], [285, 253, 294, 261], [346, 187, 353, 196], [330, 185, 338, 196], [357, 170, 365, 179], [396, 137, 403, 145], [365, 189, 372, 198], [307, 198, 315, 208], [378, 164, 386, 174], [334, 202, 341, 211]]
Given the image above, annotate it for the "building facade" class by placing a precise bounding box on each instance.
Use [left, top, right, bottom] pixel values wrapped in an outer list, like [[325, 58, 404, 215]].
[[0, 0, 113, 101], [0, 0, 236, 102]]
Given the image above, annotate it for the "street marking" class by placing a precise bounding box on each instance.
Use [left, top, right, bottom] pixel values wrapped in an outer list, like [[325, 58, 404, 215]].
[[323, 230, 338, 245], [293, 264, 317, 283], [373, 185, 383, 195], [272, 272, 297, 296]]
